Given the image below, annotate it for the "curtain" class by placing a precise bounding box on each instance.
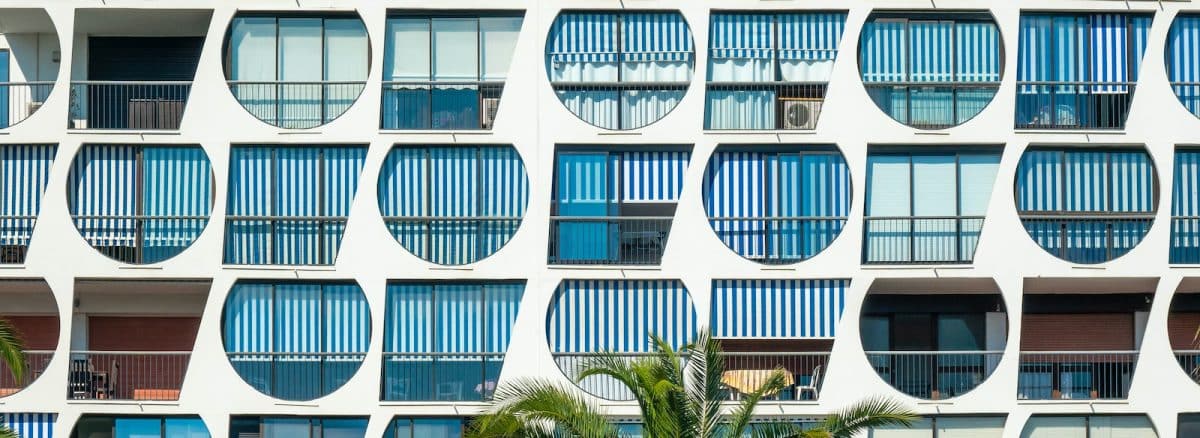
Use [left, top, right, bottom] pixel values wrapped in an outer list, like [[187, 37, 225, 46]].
[[865, 155, 912, 261], [383, 18, 432, 129], [432, 18, 480, 130], [230, 17, 277, 122], [778, 13, 846, 81], [548, 279, 696, 353], [705, 151, 766, 258], [1088, 416, 1157, 438], [278, 18, 323, 128], [1174, 151, 1200, 261], [556, 152, 612, 260], [620, 13, 691, 129], [0, 145, 54, 248], [958, 154, 1000, 257], [706, 14, 774, 130], [0, 413, 55, 438], [321, 146, 365, 264], [384, 284, 434, 354], [141, 147, 212, 263], [225, 147, 273, 264], [481, 17, 522, 81], [224, 282, 273, 393], [324, 19, 368, 122], [379, 147, 429, 260], [912, 155, 957, 261], [274, 148, 321, 264], [69, 145, 137, 250]]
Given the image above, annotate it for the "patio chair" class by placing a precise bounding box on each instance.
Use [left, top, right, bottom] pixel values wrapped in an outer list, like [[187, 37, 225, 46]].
[[795, 365, 821, 400]]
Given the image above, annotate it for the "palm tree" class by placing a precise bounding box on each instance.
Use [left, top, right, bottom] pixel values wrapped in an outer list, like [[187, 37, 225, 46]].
[[467, 330, 915, 438], [0, 317, 26, 438]]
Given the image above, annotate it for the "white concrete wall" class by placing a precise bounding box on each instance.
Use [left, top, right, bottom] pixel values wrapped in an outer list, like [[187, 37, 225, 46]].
[[0, 0, 1196, 437]]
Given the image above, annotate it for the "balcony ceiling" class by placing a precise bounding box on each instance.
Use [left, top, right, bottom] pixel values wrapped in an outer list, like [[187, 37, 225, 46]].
[[74, 9, 211, 36], [867, 277, 1000, 295], [0, 9, 55, 34], [0, 279, 57, 314], [1024, 277, 1159, 295]]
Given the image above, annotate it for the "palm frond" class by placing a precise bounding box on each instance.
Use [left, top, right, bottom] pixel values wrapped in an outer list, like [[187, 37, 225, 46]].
[[746, 422, 808, 438], [723, 368, 791, 438], [684, 332, 725, 438], [468, 378, 617, 438], [0, 318, 26, 383], [821, 397, 917, 438], [0, 425, 18, 438]]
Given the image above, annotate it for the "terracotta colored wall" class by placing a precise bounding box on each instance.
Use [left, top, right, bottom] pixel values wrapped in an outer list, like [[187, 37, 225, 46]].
[[87, 316, 200, 351], [1021, 314, 1134, 351]]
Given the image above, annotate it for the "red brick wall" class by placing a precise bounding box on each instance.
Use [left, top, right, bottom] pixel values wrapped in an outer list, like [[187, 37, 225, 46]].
[[88, 316, 200, 351], [1021, 313, 1134, 351], [1168, 312, 1200, 350], [1, 316, 59, 350]]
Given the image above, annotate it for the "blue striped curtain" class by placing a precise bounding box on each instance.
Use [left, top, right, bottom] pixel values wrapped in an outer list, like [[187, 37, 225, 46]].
[[1174, 151, 1200, 262], [621, 151, 689, 202], [274, 148, 321, 264], [710, 279, 847, 338], [1, 413, 55, 438], [705, 151, 766, 257], [142, 147, 213, 263], [274, 283, 322, 354], [709, 14, 773, 60], [225, 147, 273, 264], [0, 145, 55, 248], [378, 146, 528, 265], [1168, 16, 1200, 117], [860, 20, 907, 83], [778, 13, 846, 61], [69, 145, 137, 249], [324, 283, 370, 354], [384, 282, 525, 353], [1018, 14, 1150, 91], [548, 13, 618, 64], [546, 279, 696, 353], [956, 22, 1001, 82], [621, 13, 693, 63]]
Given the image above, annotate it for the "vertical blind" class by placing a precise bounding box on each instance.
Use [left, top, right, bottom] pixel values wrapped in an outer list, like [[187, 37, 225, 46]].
[[377, 146, 529, 265], [383, 282, 524, 353], [704, 149, 850, 260], [225, 145, 366, 265], [859, 18, 1003, 83], [1167, 15, 1200, 116], [223, 281, 371, 354], [547, 279, 696, 353], [0, 144, 55, 247], [1017, 14, 1151, 91], [67, 145, 212, 263], [710, 279, 848, 338], [1, 413, 55, 438]]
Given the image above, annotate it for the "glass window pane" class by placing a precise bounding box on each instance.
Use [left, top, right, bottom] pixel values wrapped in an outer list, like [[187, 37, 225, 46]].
[[1091, 416, 1157, 438], [386, 418, 413, 438], [866, 155, 911, 216], [433, 18, 480, 81], [893, 314, 933, 351], [861, 316, 891, 351], [278, 18, 323, 82], [386, 18, 431, 81], [413, 419, 463, 438], [936, 417, 1004, 438], [937, 314, 985, 350], [912, 155, 957, 216], [263, 418, 311, 438], [230, 17, 277, 81], [958, 153, 1001, 216], [1180, 414, 1200, 438], [480, 17, 522, 81], [321, 418, 368, 438], [76, 417, 116, 438], [165, 418, 210, 438], [115, 418, 161, 438], [324, 18, 368, 81], [870, 418, 932, 438], [1021, 416, 1087, 438]]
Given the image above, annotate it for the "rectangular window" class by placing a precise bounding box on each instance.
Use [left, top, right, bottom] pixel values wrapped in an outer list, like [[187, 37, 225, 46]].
[[224, 145, 366, 265], [384, 418, 467, 438], [871, 416, 1004, 438], [1021, 416, 1155, 438], [864, 148, 1001, 264], [230, 417, 367, 438], [382, 282, 524, 401], [382, 14, 523, 130], [69, 416, 209, 438], [550, 148, 689, 264]]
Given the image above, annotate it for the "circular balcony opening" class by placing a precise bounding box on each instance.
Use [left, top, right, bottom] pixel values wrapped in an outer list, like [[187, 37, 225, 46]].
[[1167, 14, 1200, 120], [0, 279, 59, 398], [223, 12, 370, 129], [860, 278, 1007, 400], [545, 11, 695, 130], [858, 11, 1002, 129], [702, 144, 850, 264], [1015, 146, 1158, 264], [1168, 283, 1200, 382], [377, 145, 529, 265], [67, 144, 214, 264], [0, 9, 60, 129], [222, 280, 370, 401], [546, 279, 697, 400]]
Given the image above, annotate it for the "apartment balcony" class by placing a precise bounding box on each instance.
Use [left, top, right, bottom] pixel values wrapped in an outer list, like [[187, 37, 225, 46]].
[[1017, 351, 1137, 400], [0, 215, 38, 264], [1019, 214, 1154, 264], [550, 81, 690, 130], [704, 82, 827, 130], [380, 81, 503, 130], [0, 82, 54, 128], [227, 352, 366, 402], [1171, 216, 1200, 264], [381, 353, 504, 402], [223, 216, 348, 265], [864, 82, 1000, 129], [866, 351, 1003, 400], [863, 216, 985, 264], [0, 350, 52, 397], [67, 351, 190, 401], [547, 216, 672, 265], [1015, 82, 1135, 130], [68, 81, 192, 130], [708, 217, 846, 265], [227, 81, 367, 129], [1176, 351, 1200, 383], [71, 215, 209, 264], [381, 216, 522, 266]]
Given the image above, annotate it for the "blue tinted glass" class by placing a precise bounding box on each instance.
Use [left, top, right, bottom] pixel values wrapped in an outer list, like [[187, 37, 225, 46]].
[[321, 418, 368, 438], [413, 419, 463, 438], [165, 418, 210, 438], [115, 418, 160, 438]]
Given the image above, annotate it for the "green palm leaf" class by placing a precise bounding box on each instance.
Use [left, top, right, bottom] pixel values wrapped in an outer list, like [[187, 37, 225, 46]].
[[0, 318, 26, 383], [0, 425, 19, 438], [819, 397, 917, 438]]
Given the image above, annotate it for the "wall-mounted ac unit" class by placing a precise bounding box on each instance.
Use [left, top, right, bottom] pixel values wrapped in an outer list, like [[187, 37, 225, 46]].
[[482, 97, 500, 129], [779, 98, 822, 130]]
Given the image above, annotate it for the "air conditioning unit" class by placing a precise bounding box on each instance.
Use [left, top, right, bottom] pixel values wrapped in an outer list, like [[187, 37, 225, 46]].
[[482, 97, 500, 129], [27, 101, 43, 115], [779, 98, 822, 130]]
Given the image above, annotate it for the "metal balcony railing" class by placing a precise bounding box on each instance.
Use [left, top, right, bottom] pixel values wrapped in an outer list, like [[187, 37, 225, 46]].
[[553, 352, 655, 401], [865, 351, 1003, 400], [863, 216, 985, 264], [67, 351, 190, 401], [382, 216, 522, 265], [226, 81, 367, 129], [71, 215, 209, 264], [381, 352, 505, 402], [227, 351, 366, 401], [0, 350, 53, 397], [548, 216, 673, 265], [718, 352, 828, 401], [69, 81, 192, 130], [223, 216, 348, 266], [0, 215, 38, 264], [1015, 81, 1136, 130], [704, 82, 828, 130], [550, 81, 690, 130], [1170, 217, 1200, 264], [1017, 351, 1138, 400], [1175, 350, 1200, 382], [863, 82, 1000, 129], [1019, 214, 1155, 264], [0, 81, 54, 128], [380, 81, 504, 130], [707, 217, 847, 264]]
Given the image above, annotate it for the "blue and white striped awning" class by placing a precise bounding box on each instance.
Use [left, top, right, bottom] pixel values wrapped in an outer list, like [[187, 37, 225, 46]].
[[956, 21, 1001, 82], [622, 151, 689, 202], [1, 413, 55, 438], [709, 14, 773, 59], [778, 13, 847, 61], [1168, 16, 1200, 116], [548, 13, 619, 63], [1016, 149, 1156, 213], [0, 144, 55, 218], [223, 281, 370, 354], [1017, 13, 1151, 92], [1091, 14, 1129, 92], [621, 12, 694, 63], [711, 279, 848, 338], [384, 282, 525, 353], [69, 145, 138, 245], [909, 21, 954, 82], [547, 279, 696, 353], [860, 20, 907, 82], [1175, 150, 1200, 216], [862, 17, 999, 83]]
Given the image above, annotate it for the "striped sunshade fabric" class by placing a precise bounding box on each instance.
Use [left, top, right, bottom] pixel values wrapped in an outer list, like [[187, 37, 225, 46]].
[[223, 281, 371, 354], [860, 16, 1000, 83], [1016, 149, 1156, 213], [710, 279, 848, 338], [1, 413, 56, 438], [0, 144, 55, 247], [547, 279, 697, 353], [1017, 13, 1151, 93], [383, 282, 525, 353], [709, 13, 846, 61]]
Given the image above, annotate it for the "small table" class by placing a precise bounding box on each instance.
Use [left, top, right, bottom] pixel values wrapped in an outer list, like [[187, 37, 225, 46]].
[[721, 369, 795, 396]]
